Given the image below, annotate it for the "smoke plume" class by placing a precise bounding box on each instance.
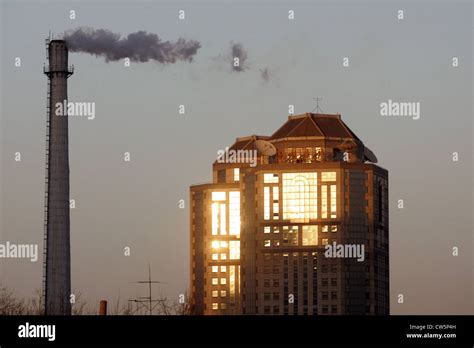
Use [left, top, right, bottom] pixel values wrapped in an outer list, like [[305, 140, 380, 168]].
[[63, 27, 201, 64], [230, 42, 248, 72], [260, 67, 271, 82]]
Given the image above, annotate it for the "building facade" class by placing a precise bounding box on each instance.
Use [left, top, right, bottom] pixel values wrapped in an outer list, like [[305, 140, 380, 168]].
[[190, 113, 389, 315]]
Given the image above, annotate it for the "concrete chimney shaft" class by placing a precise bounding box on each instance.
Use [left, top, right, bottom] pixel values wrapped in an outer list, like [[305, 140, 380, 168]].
[[44, 40, 73, 315]]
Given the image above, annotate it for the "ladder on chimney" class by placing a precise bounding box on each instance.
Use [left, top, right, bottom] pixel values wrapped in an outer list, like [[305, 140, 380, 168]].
[[42, 38, 51, 310]]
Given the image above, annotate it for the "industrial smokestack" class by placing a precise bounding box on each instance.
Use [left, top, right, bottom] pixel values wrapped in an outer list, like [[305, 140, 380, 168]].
[[43, 39, 73, 315]]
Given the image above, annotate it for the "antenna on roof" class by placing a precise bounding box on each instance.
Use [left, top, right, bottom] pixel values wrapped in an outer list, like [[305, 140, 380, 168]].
[[311, 97, 324, 114]]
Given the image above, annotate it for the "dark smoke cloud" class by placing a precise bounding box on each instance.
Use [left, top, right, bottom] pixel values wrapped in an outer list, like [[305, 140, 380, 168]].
[[230, 42, 248, 72], [260, 67, 270, 82], [63, 27, 201, 63]]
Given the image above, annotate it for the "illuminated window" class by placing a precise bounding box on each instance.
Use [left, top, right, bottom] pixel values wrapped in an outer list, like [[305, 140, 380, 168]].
[[212, 266, 218, 273], [315, 148, 323, 161], [212, 254, 218, 260], [212, 303, 218, 310], [322, 185, 328, 219], [212, 278, 218, 285], [230, 266, 236, 296], [220, 266, 227, 272], [234, 168, 240, 182], [273, 186, 279, 219], [212, 191, 226, 201], [220, 278, 227, 285], [229, 241, 240, 260], [330, 185, 337, 218], [282, 226, 298, 246], [264, 186, 270, 220], [264, 173, 279, 183], [211, 203, 219, 235], [302, 225, 318, 246], [220, 253, 227, 260], [229, 192, 240, 236], [331, 225, 338, 233], [321, 172, 336, 182], [264, 226, 271, 234], [220, 241, 228, 248], [282, 173, 318, 222], [220, 204, 227, 235], [273, 226, 280, 234], [221, 290, 227, 297], [211, 240, 220, 249], [264, 240, 271, 247], [221, 303, 227, 310], [283, 148, 324, 163], [212, 198, 227, 236], [322, 225, 328, 233], [212, 290, 218, 297], [322, 238, 329, 245]]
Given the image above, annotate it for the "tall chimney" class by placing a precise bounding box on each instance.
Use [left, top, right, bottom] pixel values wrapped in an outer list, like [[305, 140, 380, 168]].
[[43, 39, 73, 315]]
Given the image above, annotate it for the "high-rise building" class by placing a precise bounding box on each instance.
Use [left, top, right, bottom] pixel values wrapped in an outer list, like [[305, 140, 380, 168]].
[[190, 113, 389, 315]]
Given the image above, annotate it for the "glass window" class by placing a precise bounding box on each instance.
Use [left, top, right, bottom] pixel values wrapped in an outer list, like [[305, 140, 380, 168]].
[[212, 266, 218, 273], [302, 225, 318, 246], [282, 226, 298, 246], [220, 278, 227, 285], [322, 185, 328, 219], [212, 278, 218, 285], [282, 173, 318, 222], [264, 173, 279, 183], [315, 148, 323, 161], [229, 241, 240, 260], [212, 303, 219, 310], [220, 204, 227, 235], [264, 226, 271, 234], [321, 172, 336, 182], [264, 187, 270, 220], [233, 168, 240, 182], [212, 290, 218, 297], [211, 203, 219, 235], [230, 266, 236, 296], [330, 185, 337, 218], [229, 192, 240, 235], [212, 191, 226, 201], [220, 266, 227, 272], [212, 254, 218, 260], [221, 290, 227, 297], [273, 186, 279, 220], [220, 253, 227, 260]]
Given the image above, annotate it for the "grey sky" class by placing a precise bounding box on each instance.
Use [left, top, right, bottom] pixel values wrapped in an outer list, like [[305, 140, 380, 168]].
[[1, 0, 472, 314]]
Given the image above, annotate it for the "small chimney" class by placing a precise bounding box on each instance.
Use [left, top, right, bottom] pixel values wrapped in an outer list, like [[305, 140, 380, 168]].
[[99, 300, 108, 315]]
